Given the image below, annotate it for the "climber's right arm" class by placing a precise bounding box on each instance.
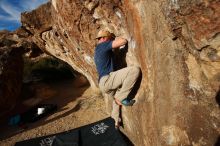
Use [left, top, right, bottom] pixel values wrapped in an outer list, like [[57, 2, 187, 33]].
[[112, 37, 127, 49]]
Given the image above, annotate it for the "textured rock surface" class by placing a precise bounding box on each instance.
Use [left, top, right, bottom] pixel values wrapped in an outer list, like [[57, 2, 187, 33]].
[[0, 31, 24, 114], [0, 29, 43, 115], [20, 0, 220, 145]]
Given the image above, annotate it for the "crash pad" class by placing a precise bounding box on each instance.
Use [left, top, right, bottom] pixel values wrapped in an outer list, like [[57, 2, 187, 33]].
[[15, 117, 131, 146]]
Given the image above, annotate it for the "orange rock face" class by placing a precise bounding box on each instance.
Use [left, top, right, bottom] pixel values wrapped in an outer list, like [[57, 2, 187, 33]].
[[20, 0, 220, 145]]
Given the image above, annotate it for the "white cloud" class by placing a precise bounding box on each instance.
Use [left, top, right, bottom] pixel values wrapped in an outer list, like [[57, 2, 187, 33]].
[[21, 0, 48, 11], [0, 0, 48, 22], [0, 0, 21, 21]]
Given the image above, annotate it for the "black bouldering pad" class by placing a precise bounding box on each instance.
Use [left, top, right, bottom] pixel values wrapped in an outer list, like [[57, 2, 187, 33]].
[[15, 117, 131, 146]]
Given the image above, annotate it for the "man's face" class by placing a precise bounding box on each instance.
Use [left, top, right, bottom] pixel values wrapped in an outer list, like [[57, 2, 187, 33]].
[[99, 37, 108, 42], [96, 36, 113, 45]]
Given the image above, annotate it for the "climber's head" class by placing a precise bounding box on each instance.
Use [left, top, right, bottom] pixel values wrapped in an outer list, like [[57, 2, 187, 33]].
[[96, 30, 115, 43]]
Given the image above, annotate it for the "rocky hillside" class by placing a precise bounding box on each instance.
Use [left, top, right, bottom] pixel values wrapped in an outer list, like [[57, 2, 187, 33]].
[[2, 0, 219, 145]]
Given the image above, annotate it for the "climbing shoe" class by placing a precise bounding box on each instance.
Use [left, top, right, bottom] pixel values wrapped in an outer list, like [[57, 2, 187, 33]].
[[121, 99, 135, 106]]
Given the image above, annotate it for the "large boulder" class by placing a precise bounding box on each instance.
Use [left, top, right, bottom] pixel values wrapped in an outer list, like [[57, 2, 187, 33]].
[[0, 31, 24, 114], [0, 29, 43, 115], [21, 0, 220, 145]]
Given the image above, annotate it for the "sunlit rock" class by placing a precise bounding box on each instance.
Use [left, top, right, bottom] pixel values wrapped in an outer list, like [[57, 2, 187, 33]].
[[19, 0, 220, 145]]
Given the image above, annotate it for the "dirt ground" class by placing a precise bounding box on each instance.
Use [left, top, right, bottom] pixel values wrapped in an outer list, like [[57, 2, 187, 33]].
[[0, 77, 108, 146]]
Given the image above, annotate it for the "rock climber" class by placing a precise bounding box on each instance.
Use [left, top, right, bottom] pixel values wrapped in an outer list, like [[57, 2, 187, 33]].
[[94, 29, 141, 127]]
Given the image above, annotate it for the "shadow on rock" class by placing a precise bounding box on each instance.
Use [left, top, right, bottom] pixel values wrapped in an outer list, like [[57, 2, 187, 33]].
[[215, 90, 220, 107], [214, 136, 220, 146], [113, 43, 128, 70], [127, 72, 142, 101]]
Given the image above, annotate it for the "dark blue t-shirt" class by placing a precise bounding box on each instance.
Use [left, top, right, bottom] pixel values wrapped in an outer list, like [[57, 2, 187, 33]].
[[94, 41, 114, 81]]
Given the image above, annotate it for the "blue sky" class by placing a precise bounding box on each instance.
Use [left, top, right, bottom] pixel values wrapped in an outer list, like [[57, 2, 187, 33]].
[[0, 0, 48, 31]]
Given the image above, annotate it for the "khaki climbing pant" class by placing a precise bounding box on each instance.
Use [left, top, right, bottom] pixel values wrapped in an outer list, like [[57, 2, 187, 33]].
[[99, 66, 140, 123]]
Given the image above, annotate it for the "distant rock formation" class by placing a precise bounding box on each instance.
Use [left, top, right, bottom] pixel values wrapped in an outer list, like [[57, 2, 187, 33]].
[[0, 30, 23, 113], [0, 29, 43, 115], [2, 0, 219, 145]]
